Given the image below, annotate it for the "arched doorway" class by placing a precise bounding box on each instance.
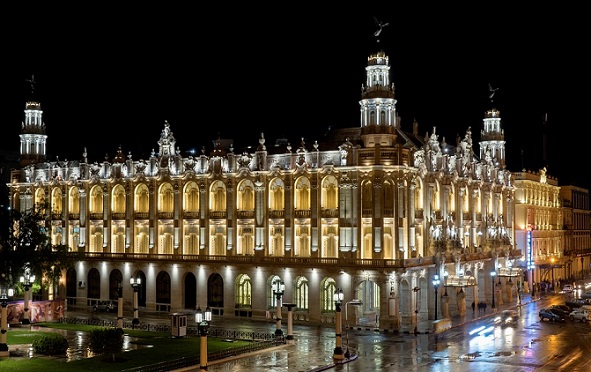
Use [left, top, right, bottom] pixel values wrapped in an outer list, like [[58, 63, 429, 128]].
[[184, 272, 197, 310]]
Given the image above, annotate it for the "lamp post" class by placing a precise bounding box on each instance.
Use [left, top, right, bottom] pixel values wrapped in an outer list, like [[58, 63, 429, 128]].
[[344, 299, 363, 359], [490, 271, 496, 310], [117, 280, 123, 331], [332, 288, 344, 360], [1, 286, 14, 357], [432, 274, 440, 320], [551, 257, 556, 293], [282, 302, 296, 345], [130, 276, 141, 329], [273, 280, 285, 340], [412, 286, 420, 334], [196, 305, 212, 372], [20, 271, 35, 325]]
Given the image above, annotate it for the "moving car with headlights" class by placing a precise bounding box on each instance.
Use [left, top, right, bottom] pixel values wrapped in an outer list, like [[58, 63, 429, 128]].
[[539, 308, 566, 322], [492, 309, 520, 327]]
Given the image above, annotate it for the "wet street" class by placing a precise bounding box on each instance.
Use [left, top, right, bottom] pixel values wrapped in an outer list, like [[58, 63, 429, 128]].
[[14, 292, 591, 371]]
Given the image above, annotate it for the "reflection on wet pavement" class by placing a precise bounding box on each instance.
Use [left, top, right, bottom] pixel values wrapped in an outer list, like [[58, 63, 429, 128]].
[[17, 326, 150, 362]]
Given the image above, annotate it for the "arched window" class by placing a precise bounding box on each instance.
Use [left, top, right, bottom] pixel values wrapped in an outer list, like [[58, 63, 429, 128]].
[[235, 274, 252, 308], [320, 277, 337, 312], [112, 184, 126, 214], [294, 276, 309, 311]]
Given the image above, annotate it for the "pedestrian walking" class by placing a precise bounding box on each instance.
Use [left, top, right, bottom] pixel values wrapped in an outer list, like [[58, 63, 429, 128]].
[[471, 301, 475, 313]]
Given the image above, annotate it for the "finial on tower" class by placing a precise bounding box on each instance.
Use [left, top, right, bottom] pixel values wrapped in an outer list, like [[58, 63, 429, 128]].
[[26, 74, 36, 95], [488, 83, 499, 102], [373, 16, 389, 43]]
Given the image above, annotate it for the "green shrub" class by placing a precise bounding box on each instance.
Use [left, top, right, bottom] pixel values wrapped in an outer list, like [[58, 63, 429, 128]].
[[32, 332, 69, 355], [89, 327, 124, 355]]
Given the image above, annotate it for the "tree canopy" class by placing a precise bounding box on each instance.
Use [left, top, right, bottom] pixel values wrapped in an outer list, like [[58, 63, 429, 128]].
[[0, 204, 80, 290]]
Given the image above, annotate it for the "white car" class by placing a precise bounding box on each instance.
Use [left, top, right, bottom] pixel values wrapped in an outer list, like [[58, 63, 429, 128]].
[[563, 284, 573, 293], [569, 308, 591, 322]]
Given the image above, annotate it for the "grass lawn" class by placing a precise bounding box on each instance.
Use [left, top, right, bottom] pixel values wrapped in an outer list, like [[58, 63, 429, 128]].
[[0, 322, 258, 372]]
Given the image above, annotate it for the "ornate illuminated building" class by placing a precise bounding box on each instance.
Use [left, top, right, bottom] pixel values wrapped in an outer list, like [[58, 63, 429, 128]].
[[9, 48, 523, 331]]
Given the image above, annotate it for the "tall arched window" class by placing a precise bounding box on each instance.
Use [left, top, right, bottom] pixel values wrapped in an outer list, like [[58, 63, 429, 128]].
[[68, 186, 80, 214], [112, 184, 126, 214], [268, 178, 284, 211], [320, 277, 337, 312], [134, 184, 149, 213], [237, 179, 255, 211], [89, 185, 103, 214], [294, 276, 309, 311], [321, 175, 338, 210], [183, 181, 199, 212], [158, 183, 174, 213], [294, 177, 311, 210], [210, 180, 226, 211], [51, 187, 62, 214], [235, 274, 252, 308]]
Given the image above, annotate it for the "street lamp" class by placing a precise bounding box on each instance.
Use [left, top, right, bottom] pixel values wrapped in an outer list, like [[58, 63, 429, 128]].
[[196, 305, 212, 372], [273, 280, 285, 340], [282, 302, 297, 345], [412, 286, 420, 334], [20, 271, 35, 325], [332, 288, 344, 360], [432, 274, 440, 320], [490, 271, 496, 309], [551, 257, 556, 293], [1, 286, 14, 357], [117, 280, 123, 331], [130, 276, 141, 329], [344, 299, 363, 359]]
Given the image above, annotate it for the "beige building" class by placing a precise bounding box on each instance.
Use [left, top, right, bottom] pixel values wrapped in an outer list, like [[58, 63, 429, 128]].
[[9, 48, 521, 332], [560, 185, 591, 283], [513, 168, 564, 292]]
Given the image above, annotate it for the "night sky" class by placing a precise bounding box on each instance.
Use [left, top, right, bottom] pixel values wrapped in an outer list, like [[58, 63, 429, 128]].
[[3, 9, 589, 189]]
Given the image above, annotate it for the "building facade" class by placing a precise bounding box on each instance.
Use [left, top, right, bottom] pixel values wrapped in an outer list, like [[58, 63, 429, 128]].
[[8, 48, 521, 331]]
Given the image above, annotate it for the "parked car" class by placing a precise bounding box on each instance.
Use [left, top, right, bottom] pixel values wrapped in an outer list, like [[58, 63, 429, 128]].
[[562, 284, 573, 293], [553, 304, 573, 313], [569, 308, 591, 322], [92, 300, 116, 312], [566, 298, 591, 309], [549, 305, 571, 319], [539, 308, 566, 322]]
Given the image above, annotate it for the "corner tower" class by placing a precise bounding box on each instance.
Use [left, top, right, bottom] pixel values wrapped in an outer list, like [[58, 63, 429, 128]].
[[19, 100, 47, 167], [479, 108, 506, 169], [359, 51, 398, 148]]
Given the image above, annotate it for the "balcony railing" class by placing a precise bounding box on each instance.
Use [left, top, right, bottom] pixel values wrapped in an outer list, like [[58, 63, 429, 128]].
[[209, 211, 227, 219], [236, 210, 255, 219], [268, 210, 284, 218], [183, 211, 199, 219], [75, 252, 411, 269], [158, 212, 174, 219], [321, 208, 338, 218], [89, 213, 103, 220], [294, 210, 311, 218]]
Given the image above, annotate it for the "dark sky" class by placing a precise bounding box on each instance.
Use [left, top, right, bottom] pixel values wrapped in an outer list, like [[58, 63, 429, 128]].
[[3, 9, 590, 189]]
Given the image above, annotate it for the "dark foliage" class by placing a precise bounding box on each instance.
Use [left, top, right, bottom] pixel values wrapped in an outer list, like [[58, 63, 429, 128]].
[[32, 332, 69, 355], [0, 202, 81, 288]]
